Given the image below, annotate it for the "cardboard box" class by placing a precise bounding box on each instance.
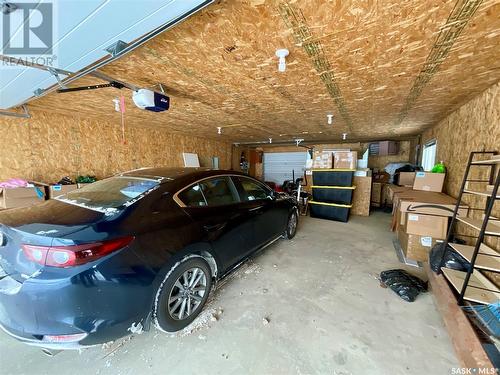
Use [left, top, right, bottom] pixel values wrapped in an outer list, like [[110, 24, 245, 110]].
[[395, 190, 468, 218], [398, 172, 416, 187], [334, 151, 357, 169], [413, 172, 445, 192], [312, 151, 333, 169], [391, 189, 467, 232], [393, 208, 407, 232], [373, 171, 390, 184], [48, 184, 78, 199], [386, 185, 412, 204], [405, 213, 448, 239], [398, 227, 438, 262], [371, 182, 384, 206], [354, 168, 372, 177], [0, 186, 46, 209]]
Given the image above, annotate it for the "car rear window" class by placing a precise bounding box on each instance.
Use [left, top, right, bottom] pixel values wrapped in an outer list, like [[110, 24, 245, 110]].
[[56, 177, 160, 211]]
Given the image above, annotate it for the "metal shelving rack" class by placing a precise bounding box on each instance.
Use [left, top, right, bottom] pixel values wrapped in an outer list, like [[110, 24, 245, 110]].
[[439, 151, 500, 305]]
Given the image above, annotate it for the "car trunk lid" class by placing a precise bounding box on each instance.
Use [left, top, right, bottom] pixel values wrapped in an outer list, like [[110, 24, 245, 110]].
[[0, 200, 106, 282]]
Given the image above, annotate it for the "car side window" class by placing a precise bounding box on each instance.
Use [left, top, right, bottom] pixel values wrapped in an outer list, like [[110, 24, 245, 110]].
[[178, 183, 207, 207], [199, 177, 239, 206], [237, 177, 272, 201]]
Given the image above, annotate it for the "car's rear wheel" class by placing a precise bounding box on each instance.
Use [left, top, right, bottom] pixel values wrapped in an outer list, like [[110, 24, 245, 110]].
[[284, 209, 298, 239], [153, 257, 212, 332]]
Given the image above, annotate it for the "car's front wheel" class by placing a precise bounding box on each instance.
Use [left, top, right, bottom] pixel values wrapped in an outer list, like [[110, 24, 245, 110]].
[[153, 257, 212, 332], [284, 209, 298, 239]]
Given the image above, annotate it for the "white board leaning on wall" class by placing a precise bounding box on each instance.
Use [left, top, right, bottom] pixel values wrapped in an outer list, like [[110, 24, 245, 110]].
[[183, 153, 200, 167]]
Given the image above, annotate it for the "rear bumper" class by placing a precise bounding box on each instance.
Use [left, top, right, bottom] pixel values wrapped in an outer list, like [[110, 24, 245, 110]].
[[0, 322, 93, 350], [0, 248, 157, 348]]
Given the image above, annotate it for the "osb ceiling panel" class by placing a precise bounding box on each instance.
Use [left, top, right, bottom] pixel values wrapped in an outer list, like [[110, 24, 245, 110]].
[[28, 0, 500, 144]]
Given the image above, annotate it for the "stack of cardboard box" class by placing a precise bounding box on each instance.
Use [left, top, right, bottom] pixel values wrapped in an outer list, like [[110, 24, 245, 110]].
[[312, 151, 333, 169], [312, 150, 358, 170], [333, 151, 357, 170], [390, 172, 467, 262], [371, 171, 390, 207]]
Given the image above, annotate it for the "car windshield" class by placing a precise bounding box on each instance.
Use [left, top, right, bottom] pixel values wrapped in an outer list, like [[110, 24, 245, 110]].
[[56, 176, 160, 212]]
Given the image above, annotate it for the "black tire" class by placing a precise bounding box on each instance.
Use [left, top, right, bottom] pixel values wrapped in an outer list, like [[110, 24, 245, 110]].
[[284, 208, 298, 240], [153, 256, 212, 332]]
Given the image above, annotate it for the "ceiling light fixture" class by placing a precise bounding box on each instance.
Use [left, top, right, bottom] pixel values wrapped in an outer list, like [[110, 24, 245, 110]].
[[269, 138, 272, 144], [217, 127, 222, 135], [327, 114, 334, 125], [342, 133, 347, 140], [275, 49, 289, 72]]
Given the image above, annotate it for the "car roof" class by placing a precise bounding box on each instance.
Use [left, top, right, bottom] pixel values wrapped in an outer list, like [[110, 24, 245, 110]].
[[119, 167, 247, 186]]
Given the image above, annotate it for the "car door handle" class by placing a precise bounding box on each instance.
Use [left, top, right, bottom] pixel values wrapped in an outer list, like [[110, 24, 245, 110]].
[[203, 223, 226, 232], [249, 205, 265, 213]]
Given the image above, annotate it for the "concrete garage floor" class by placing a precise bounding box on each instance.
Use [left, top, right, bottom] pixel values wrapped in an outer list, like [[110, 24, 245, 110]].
[[0, 211, 458, 375]]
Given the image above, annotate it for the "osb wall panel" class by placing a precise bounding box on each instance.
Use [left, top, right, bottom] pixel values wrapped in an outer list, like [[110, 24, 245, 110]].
[[421, 82, 500, 283], [0, 110, 232, 183]]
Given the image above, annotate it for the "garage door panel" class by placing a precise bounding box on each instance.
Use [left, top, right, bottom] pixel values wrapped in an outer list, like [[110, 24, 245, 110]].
[[263, 152, 307, 185]]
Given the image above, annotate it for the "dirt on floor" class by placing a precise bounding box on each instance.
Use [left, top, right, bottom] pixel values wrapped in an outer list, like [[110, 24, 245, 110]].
[[0, 211, 458, 375]]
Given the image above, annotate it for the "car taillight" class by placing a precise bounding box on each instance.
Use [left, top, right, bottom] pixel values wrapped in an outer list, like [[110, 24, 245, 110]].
[[42, 332, 88, 343], [21, 236, 134, 268]]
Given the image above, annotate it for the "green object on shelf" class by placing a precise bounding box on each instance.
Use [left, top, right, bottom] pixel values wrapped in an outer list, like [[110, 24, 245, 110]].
[[76, 175, 97, 183], [431, 161, 446, 173]]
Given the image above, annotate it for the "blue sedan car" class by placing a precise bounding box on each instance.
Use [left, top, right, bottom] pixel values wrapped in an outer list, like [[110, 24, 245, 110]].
[[0, 168, 298, 349]]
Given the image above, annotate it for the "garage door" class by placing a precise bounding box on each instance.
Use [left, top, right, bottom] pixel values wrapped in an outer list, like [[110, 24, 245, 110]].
[[263, 152, 307, 185]]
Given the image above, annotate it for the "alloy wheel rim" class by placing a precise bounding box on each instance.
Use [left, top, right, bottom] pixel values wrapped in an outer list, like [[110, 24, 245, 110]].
[[289, 212, 297, 235], [167, 267, 207, 320]]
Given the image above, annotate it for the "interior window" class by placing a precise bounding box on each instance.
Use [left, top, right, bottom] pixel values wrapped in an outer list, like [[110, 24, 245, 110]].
[[422, 140, 437, 171], [178, 183, 207, 207], [237, 177, 272, 201], [199, 177, 238, 206]]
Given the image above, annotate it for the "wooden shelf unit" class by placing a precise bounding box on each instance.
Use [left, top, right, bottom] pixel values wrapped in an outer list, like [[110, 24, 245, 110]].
[[456, 216, 500, 236], [471, 158, 500, 165], [463, 189, 500, 199], [449, 243, 500, 272], [441, 268, 500, 305]]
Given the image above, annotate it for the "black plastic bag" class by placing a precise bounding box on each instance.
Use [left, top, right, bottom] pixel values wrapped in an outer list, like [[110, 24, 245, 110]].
[[380, 269, 428, 302], [56, 176, 74, 185], [429, 242, 470, 274]]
